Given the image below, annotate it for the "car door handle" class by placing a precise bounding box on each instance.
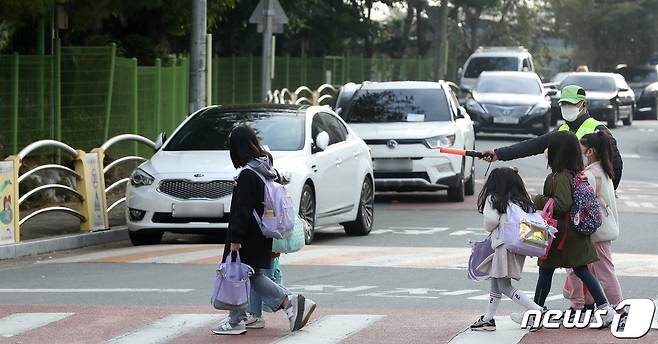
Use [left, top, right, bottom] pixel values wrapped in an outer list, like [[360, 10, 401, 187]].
[[311, 164, 318, 173], [335, 158, 343, 166], [353, 151, 360, 158]]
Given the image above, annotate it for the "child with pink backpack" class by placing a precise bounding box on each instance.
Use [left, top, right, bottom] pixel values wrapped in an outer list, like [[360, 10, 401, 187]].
[[470, 167, 545, 331]]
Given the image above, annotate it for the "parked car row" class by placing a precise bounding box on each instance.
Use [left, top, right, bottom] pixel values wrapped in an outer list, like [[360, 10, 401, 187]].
[[126, 81, 477, 246]]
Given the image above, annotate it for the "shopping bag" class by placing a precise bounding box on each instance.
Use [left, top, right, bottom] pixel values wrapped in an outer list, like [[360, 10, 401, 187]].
[[468, 235, 494, 282], [272, 215, 306, 253], [211, 251, 254, 310]]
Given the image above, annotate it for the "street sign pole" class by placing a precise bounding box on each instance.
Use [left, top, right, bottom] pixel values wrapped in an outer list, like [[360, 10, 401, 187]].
[[261, 0, 273, 102]]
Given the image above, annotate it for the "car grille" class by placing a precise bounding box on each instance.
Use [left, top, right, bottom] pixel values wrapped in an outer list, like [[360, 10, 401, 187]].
[[483, 104, 531, 117], [158, 180, 234, 200]]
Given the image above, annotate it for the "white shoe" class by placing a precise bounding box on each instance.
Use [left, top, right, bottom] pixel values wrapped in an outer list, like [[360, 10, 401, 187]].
[[284, 295, 317, 331], [599, 304, 616, 328], [245, 314, 265, 329], [211, 318, 247, 335]]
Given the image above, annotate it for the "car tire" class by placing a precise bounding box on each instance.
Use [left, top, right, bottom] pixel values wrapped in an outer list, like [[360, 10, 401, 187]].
[[344, 178, 374, 236], [622, 105, 633, 126], [448, 159, 465, 202], [129, 230, 163, 246], [299, 183, 316, 245], [608, 107, 618, 129]]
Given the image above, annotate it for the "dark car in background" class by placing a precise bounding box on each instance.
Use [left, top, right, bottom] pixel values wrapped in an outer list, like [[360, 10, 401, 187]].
[[464, 71, 551, 136], [552, 73, 635, 128], [616, 65, 658, 120]]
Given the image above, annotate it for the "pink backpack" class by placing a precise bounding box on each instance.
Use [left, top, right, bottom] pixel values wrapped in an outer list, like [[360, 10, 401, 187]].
[[499, 202, 557, 257]]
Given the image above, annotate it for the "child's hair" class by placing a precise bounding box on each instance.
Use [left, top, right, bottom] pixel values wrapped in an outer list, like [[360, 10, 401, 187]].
[[229, 126, 267, 168], [580, 131, 614, 179], [547, 131, 583, 174], [477, 167, 534, 214]]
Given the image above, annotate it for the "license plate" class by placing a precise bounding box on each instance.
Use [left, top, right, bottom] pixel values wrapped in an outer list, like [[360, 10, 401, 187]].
[[374, 158, 412, 172], [172, 202, 224, 218], [493, 116, 519, 124]]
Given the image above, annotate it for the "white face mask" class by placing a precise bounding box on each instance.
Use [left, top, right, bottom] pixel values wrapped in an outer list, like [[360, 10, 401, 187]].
[[582, 154, 589, 167], [561, 104, 581, 122]]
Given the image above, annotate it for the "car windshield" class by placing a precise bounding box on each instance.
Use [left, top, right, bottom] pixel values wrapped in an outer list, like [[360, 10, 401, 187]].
[[343, 89, 451, 123], [561, 75, 616, 92], [476, 76, 541, 95], [164, 111, 305, 151], [616, 67, 658, 83], [464, 57, 519, 78]]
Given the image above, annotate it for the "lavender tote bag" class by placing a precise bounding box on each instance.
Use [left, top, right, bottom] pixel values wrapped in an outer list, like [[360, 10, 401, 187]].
[[211, 252, 254, 310], [468, 235, 494, 282]]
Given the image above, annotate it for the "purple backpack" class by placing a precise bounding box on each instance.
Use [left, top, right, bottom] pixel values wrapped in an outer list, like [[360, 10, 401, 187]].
[[570, 175, 602, 235], [211, 252, 254, 310], [499, 202, 557, 257], [243, 166, 295, 240], [468, 235, 494, 282]]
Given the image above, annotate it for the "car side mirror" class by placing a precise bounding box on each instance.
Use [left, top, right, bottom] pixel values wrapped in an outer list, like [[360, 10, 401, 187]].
[[618, 87, 629, 92], [315, 131, 330, 152], [154, 132, 167, 151]]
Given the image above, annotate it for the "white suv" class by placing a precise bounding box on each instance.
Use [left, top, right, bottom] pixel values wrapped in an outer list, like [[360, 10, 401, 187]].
[[459, 46, 535, 91], [336, 81, 476, 201]]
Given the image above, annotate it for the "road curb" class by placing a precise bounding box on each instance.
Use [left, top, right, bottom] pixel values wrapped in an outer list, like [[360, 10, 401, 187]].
[[0, 227, 129, 260]]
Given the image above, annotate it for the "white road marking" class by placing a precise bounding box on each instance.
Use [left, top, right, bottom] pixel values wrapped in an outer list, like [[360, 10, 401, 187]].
[[447, 316, 527, 344], [0, 288, 193, 293], [641, 202, 656, 208], [43, 244, 213, 263], [450, 230, 487, 236], [440, 289, 481, 296], [0, 313, 73, 338], [371, 227, 450, 235], [273, 315, 385, 344], [362, 288, 447, 299], [104, 314, 222, 344], [335, 286, 377, 292], [131, 250, 218, 264]]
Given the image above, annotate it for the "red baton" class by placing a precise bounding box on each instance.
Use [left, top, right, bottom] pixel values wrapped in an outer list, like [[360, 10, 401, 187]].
[[439, 147, 484, 158]]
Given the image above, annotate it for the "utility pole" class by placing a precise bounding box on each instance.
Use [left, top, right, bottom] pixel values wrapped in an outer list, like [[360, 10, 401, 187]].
[[250, 0, 288, 102], [436, 0, 449, 80], [189, 0, 207, 113]]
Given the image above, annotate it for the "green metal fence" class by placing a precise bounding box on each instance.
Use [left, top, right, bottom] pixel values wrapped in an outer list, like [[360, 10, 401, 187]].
[[0, 43, 189, 159], [2, 49, 433, 158]]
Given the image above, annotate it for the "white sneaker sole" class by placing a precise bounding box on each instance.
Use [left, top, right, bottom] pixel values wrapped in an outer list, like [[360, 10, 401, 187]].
[[211, 329, 247, 335], [298, 299, 317, 331]]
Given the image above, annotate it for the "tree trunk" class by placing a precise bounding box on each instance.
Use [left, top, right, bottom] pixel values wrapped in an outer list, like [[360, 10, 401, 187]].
[[435, 0, 449, 80]]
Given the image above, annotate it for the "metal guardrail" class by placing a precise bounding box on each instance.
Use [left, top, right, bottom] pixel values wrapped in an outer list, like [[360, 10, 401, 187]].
[[267, 84, 338, 106]]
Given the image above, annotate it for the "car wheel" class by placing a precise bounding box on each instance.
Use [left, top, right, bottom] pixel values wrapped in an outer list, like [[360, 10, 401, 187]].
[[447, 159, 465, 202], [129, 230, 163, 246], [465, 156, 475, 196], [344, 178, 374, 236], [299, 183, 316, 245], [622, 105, 633, 126], [608, 106, 618, 129]]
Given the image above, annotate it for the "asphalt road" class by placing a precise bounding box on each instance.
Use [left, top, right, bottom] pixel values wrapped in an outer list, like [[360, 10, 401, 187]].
[[1, 120, 658, 344]]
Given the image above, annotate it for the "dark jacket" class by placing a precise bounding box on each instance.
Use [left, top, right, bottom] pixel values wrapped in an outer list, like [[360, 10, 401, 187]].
[[532, 171, 598, 269], [222, 158, 279, 269], [494, 114, 623, 189]]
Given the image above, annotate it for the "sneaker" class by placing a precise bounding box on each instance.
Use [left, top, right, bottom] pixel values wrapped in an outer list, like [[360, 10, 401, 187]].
[[598, 304, 616, 328], [284, 295, 317, 331], [245, 314, 266, 329], [211, 319, 247, 335], [470, 315, 496, 331]]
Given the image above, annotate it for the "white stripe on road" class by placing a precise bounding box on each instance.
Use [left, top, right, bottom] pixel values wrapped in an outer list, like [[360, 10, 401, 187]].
[[131, 250, 218, 264], [0, 288, 193, 293], [0, 313, 73, 338], [43, 244, 215, 263], [272, 315, 385, 344], [447, 317, 527, 344], [440, 289, 481, 296], [104, 314, 222, 344]]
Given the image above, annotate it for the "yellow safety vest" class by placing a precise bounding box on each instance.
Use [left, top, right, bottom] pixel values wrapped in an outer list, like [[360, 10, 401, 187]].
[[558, 118, 605, 139]]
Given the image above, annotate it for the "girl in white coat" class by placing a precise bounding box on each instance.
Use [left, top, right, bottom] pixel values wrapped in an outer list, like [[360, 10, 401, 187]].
[[470, 167, 544, 331], [565, 131, 622, 310]]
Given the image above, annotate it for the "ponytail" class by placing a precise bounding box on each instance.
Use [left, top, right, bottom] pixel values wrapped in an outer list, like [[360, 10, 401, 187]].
[[580, 131, 614, 179]]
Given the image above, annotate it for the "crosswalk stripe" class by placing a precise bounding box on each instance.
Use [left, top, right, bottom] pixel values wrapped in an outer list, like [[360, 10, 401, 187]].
[[0, 313, 73, 338], [0, 288, 193, 293], [440, 289, 481, 296], [104, 314, 222, 344], [131, 250, 218, 264], [44, 244, 216, 264], [447, 316, 527, 344], [272, 315, 385, 344]]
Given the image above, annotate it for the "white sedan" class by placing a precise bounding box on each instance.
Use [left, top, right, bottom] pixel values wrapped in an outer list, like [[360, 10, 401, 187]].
[[126, 104, 374, 245]]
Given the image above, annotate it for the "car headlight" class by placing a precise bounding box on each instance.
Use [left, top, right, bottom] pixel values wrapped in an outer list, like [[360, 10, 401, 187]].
[[466, 99, 486, 113], [589, 99, 611, 108], [130, 168, 154, 187], [527, 105, 549, 116], [424, 134, 456, 149]]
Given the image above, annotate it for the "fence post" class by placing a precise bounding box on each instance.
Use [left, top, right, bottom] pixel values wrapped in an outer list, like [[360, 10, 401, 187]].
[[285, 54, 290, 89], [231, 55, 236, 104], [301, 54, 306, 87], [344, 53, 350, 84], [248, 54, 254, 103], [171, 56, 178, 133], [54, 40, 62, 144], [37, 19, 45, 136], [10, 53, 19, 155], [103, 43, 117, 142], [131, 58, 139, 156], [155, 58, 162, 135]]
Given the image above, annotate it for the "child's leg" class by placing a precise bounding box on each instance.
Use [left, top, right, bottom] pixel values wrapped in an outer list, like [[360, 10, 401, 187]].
[[589, 241, 623, 307], [534, 267, 555, 306], [572, 265, 609, 307], [566, 269, 586, 309], [494, 278, 543, 311], [482, 279, 502, 321]]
